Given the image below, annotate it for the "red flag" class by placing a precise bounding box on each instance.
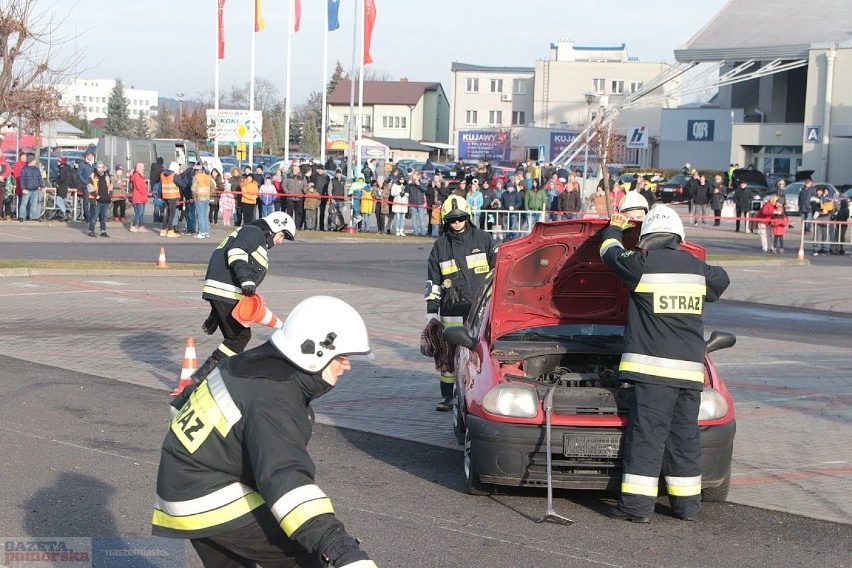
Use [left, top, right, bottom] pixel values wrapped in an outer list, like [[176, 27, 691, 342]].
[[291, 0, 302, 34], [363, 0, 377, 65], [254, 0, 265, 32], [217, 0, 226, 59]]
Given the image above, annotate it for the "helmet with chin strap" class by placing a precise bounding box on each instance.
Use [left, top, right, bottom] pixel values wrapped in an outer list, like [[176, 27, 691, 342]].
[[620, 191, 649, 214], [440, 196, 471, 224], [270, 296, 371, 373], [640, 204, 685, 242]]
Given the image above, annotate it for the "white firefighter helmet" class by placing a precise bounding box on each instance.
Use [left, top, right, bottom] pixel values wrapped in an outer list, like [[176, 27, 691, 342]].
[[270, 296, 371, 373], [640, 204, 685, 241], [262, 211, 296, 240], [440, 195, 472, 223], [620, 191, 649, 213]]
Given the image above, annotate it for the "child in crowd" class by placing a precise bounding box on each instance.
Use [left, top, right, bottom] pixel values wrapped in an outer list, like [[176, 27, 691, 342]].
[[770, 202, 789, 253], [220, 185, 236, 227]]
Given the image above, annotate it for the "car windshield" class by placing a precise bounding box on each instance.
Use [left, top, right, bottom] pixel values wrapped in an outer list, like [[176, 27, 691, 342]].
[[667, 175, 690, 185], [498, 324, 624, 343]]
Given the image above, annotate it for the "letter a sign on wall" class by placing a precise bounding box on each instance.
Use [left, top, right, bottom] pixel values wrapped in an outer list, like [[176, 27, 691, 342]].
[[806, 126, 820, 143]]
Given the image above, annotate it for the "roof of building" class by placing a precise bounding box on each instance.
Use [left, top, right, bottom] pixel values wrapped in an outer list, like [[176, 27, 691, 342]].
[[370, 137, 434, 152], [451, 62, 535, 74], [675, 0, 852, 62], [327, 80, 444, 105]]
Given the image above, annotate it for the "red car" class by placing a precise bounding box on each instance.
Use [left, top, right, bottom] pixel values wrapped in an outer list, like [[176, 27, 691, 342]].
[[489, 166, 515, 187], [444, 219, 737, 499]]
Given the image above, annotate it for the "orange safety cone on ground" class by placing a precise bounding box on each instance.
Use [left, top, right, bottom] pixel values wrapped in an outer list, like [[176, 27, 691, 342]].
[[170, 337, 198, 397], [232, 294, 285, 329], [797, 241, 805, 262], [156, 247, 169, 269]]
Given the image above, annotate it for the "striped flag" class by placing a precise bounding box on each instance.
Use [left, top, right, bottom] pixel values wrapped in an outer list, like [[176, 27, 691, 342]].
[[254, 0, 265, 32], [328, 0, 340, 32], [364, 0, 377, 64]]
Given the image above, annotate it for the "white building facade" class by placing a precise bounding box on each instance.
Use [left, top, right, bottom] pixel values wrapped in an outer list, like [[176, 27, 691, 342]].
[[57, 79, 158, 121]]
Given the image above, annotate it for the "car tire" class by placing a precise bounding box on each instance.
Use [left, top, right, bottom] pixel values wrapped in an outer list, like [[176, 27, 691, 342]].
[[452, 384, 465, 445], [464, 430, 492, 496], [701, 467, 731, 502]]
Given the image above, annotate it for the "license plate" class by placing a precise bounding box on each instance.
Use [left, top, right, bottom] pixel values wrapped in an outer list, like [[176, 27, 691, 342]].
[[563, 434, 622, 458]]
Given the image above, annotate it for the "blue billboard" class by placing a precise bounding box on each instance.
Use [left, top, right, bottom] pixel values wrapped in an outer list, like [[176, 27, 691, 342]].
[[457, 130, 511, 161]]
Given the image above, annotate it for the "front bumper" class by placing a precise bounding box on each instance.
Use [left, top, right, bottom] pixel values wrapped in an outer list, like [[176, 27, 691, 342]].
[[466, 415, 735, 491]]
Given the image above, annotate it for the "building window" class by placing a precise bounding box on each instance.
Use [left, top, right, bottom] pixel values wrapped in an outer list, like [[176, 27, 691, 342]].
[[465, 78, 479, 93], [511, 111, 526, 126], [465, 110, 477, 125], [512, 79, 526, 95], [593, 78, 605, 95], [488, 110, 502, 125], [382, 116, 388, 128], [75, 96, 80, 102], [630, 81, 643, 93], [490, 79, 503, 93], [611, 80, 624, 95], [401, 117, 406, 128]]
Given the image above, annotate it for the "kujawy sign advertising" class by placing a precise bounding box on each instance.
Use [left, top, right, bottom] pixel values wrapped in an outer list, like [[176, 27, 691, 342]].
[[549, 131, 579, 161], [457, 130, 511, 160]]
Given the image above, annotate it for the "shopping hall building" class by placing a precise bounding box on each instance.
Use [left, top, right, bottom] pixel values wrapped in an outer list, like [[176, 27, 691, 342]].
[[657, 0, 852, 185]]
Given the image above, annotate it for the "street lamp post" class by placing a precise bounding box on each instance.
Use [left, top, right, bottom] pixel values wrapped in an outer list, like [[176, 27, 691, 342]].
[[582, 92, 597, 199], [175, 92, 185, 135]]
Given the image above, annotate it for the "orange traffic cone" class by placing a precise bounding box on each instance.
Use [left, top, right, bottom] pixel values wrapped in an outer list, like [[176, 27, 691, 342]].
[[232, 294, 285, 329], [797, 241, 805, 263], [156, 247, 169, 269], [170, 337, 198, 397]]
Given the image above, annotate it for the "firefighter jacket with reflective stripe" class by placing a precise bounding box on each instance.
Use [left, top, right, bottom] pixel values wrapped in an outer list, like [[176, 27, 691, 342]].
[[599, 227, 730, 389], [425, 225, 496, 320], [153, 342, 373, 567], [202, 225, 270, 305], [160, 171, 180, 200]]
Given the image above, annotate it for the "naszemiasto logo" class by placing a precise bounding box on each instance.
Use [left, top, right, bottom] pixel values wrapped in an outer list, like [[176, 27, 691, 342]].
[[3, 539, 91, 566]]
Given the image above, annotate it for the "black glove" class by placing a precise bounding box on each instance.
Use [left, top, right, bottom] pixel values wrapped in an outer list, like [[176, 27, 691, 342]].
[[426, 299, 440, 314], [240, 281, 256, 296]]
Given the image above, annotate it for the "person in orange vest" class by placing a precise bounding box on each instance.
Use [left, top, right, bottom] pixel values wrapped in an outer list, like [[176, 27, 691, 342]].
[[159, 162, 182, 237]]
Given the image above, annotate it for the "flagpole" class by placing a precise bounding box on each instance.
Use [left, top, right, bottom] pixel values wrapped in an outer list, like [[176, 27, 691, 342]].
[[357, 0, 365, 176], [320, 4, 329, 165], [284, 0, 293, 165], [214, 0, 220, 160], [248, 11, 256, 169], [346, 0, 357, 180]]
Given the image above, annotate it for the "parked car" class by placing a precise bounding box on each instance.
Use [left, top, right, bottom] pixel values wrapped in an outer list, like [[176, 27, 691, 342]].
[[763, 181, 837, 215], [444, 219, 737, 500], [654, 174, 691, 203], [616, 171, 666, 192], [489, 166, 515, 188]]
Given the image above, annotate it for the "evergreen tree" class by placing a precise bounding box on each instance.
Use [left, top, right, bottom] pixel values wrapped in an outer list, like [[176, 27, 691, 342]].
[[104, 78, 131, 136], [300, 113, 320, 157], [156, 103, 175, 138], [132, 115, 149, 138], [327, 60, 346, 95]]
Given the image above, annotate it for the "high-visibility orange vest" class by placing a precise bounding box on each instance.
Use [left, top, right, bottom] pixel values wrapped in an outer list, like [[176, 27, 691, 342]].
[[160, 172, 180, 200]]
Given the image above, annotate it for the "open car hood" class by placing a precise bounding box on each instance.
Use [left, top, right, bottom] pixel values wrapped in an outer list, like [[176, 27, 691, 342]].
[[490, 219, 706, 340]]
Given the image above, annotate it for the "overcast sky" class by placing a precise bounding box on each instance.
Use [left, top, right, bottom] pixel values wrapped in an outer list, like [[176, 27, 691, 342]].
[[49, 0, 729, 104]]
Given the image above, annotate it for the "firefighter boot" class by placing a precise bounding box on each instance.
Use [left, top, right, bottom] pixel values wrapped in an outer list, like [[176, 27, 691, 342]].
[[192, 352, 224, 383], [436, 380, 454, 412]]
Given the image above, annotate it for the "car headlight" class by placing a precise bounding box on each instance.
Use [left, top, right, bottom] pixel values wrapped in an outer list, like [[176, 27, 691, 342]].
[[482, 385, 539, 418], [698, 388, 729, 421]]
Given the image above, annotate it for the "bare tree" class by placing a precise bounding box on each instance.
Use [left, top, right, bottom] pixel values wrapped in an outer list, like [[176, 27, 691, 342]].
[[0, 0, 80, 125]]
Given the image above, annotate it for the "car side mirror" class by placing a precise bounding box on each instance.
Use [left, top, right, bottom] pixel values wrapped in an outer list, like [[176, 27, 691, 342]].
[[443, 326, 475, 350], [706, 330, 736, 353]]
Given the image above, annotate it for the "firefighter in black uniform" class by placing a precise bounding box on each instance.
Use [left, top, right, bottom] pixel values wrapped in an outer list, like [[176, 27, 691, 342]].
[[193, 211, 297, 384], [599, 204, 730, 522], [154, 296, 377, 567], [425, 196, 497, 411]]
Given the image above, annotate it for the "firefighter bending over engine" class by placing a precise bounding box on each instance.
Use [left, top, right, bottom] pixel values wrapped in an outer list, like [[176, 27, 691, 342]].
[[425, 196, 497, 411]]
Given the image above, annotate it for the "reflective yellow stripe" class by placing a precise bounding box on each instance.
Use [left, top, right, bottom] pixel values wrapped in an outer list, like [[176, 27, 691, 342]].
[[217, 344, 238, 357], [665, 475, 702, 496], [622, 473, 658, 497], [152, 491, 264, 531], [202, 286, 242, 301], [638, 273, 706, 285], [440, 316, 463, 326], [206, 370, 242, 429], [155, 482, 256, 516], [439, 259, 458, 276], [634, 282, 707, 296], [250, 249, 269, 268], [271, 485, 336, 536], [227, 248, 249, 264], [465, 252, 488, 269], [620, 353, 705, 383], [340, 562, 378, 568], [599, 238, 623, 256]]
